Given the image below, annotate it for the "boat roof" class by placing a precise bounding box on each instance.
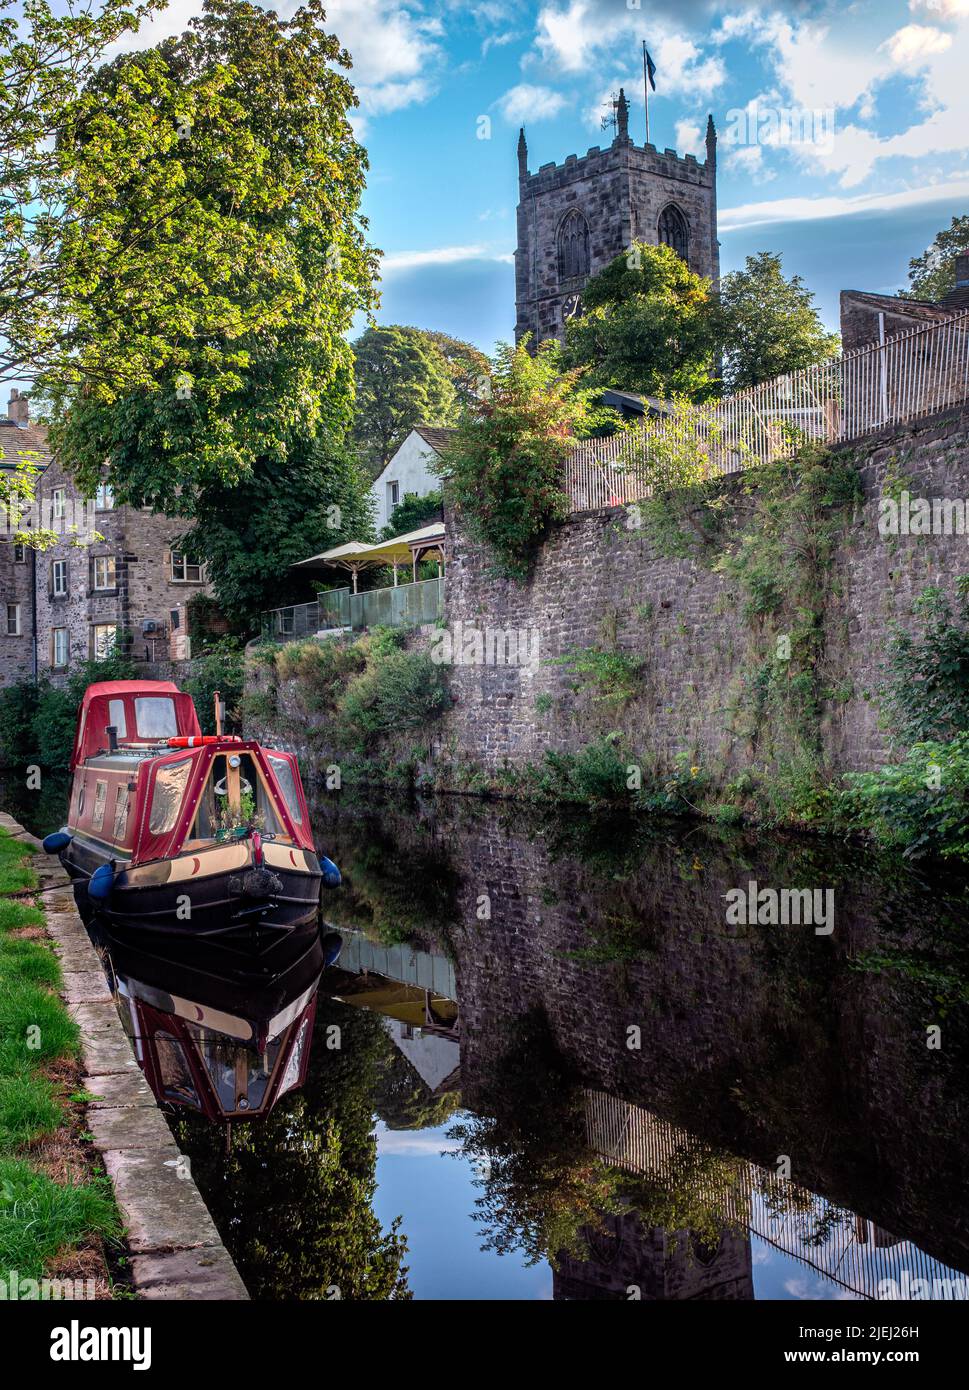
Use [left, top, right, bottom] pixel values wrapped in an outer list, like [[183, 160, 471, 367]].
[[72, 680, 201, 770]]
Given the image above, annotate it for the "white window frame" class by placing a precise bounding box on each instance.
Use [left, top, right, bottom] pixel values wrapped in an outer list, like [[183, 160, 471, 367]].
[[52, 558, 68, 597], [52, 627, 69, 668], [6, 603, 21, 636], [91, 623, 117, 660], [93, 555, 116, 590], [51, 487, 66, 522], [387, 480, 400, 511], [170, 552, 204, 584], [95, 481, 114, 510]]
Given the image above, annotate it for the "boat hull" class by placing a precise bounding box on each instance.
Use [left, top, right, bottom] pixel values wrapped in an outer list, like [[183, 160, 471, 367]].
[[61, 833, 323, 938]]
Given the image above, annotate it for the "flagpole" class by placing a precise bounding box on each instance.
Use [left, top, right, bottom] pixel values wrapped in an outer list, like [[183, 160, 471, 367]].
[[643, 40, 650, 145]]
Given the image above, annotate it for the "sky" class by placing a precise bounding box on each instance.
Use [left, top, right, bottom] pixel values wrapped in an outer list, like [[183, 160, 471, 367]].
[[111, 0, 969, 355], [7, 0, 969, 407]]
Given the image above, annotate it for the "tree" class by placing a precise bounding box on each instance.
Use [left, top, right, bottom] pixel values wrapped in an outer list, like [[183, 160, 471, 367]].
[[351, 325, 458, 478], [381, 489, 443, 540], [902, 215, 969, 302], [561, 241, 717, 399], [716, 252, 840, 393], [437, 338, 609, 579], [421, 331, 491, 406], [178, 432, 375, 630], [0, 0, 161, 390], [44, 0, 379, 506]]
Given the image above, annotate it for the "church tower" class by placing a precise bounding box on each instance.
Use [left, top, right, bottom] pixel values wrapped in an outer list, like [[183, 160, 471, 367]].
[[514, 92, 720, 345]]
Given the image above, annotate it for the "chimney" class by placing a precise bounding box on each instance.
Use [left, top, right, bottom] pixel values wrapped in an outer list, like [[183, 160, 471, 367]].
[[7, 389, 28, 425], [955, 251, 969, 289]]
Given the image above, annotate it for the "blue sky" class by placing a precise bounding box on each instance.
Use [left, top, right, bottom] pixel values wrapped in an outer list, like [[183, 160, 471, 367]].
[[38, 0, 969, 369]]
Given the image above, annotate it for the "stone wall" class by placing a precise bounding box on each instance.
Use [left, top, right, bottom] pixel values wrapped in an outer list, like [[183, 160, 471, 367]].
[[439, 404, 969, 784]]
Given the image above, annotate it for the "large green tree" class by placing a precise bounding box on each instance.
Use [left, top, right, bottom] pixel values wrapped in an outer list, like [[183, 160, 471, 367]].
[[351, 325, 459, 477], [44, 0, 379, 505], [716, 251, 840, 393], [561, 241, 717, 399], [902, 214, 969, 302], [179, 433, 375, 628]]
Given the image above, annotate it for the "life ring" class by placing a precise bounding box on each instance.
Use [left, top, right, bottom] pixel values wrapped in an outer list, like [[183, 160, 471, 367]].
[[168, 735, 241, 747], [214, 776, 253, 797]]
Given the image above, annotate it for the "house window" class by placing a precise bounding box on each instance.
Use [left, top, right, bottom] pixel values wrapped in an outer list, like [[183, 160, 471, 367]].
[[51, 488, 66, 522], [51, 559, 68, 597], [6, 604, 20, 636], [93, 555, 116, 590], [95, 482, 114, 510], [386, 481, 399, 513], [91, 624, 117, 659], [170, 552, 204, 583], [52, 628, 69, 668], [12, 543, 25, 563]]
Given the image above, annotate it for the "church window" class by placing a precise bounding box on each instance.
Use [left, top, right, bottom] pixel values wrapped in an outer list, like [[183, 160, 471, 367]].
[[658, 204, 690, 263], [557, 210, 590, 283]]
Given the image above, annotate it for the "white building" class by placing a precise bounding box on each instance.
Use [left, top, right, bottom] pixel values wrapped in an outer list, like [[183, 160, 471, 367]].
[[369, 425, 454, 533]]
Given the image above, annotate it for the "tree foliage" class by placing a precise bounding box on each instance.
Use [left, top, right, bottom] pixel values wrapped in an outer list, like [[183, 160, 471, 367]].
[[437, 338, 608, 579], [902, 214, 969, 302], [179, 432, 375, 628], [44, 0, 379, 506], [561, 241, 717, 399], [381, 489, 443, 540], [716, 252, 840, 392], [351, 325, 459, 478]]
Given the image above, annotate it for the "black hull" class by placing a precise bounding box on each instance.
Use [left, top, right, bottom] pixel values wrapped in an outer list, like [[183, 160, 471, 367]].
[[62, 835, 323, 940]]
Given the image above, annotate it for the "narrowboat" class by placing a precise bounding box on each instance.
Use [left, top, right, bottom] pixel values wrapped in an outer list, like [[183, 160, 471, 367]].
[[46, 679, 340, 936]]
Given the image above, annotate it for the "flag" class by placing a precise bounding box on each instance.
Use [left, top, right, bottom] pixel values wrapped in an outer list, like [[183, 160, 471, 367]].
[[645, 48, 657, 91]]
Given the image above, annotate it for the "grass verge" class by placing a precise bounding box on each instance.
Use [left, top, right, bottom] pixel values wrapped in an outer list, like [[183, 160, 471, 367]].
[[0, 827, 120, 1291]]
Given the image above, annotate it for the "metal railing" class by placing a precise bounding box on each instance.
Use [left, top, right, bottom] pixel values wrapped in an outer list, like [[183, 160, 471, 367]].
[[585, 1089, 967, 1301], [565, 307, 969, 511], [261, 576, 444, 642]]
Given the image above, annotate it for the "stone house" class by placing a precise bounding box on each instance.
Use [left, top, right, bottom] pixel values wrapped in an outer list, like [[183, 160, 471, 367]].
[[0, 391, 211, 685], [840, 250, 969, 351]]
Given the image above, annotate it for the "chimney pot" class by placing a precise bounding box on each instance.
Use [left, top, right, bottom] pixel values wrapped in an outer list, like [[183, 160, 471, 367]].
[[7, 389, 28, 425], [955, 250, 969, 288]]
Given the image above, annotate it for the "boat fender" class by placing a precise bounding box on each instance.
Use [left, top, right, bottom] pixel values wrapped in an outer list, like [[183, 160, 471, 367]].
[[88, 863, 115, 902], [42, 830, 72, 854], [321, 932, 343, 967], [320, 856, 342, 888]]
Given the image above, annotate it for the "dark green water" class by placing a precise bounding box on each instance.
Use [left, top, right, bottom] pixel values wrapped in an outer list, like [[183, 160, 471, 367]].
[[10, 777, 969, 1300]]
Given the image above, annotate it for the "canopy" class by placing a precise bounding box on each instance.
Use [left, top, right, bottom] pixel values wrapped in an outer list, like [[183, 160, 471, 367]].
[[291, 522, 445, 589]]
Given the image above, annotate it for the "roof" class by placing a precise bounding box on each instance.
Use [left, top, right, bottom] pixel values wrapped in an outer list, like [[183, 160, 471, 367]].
[[942, 285, 969, 310], [412, 425, 456, 454], [0, 420, 52, 470], [840, 290, 962, 325], [292, 523, 445, 572]]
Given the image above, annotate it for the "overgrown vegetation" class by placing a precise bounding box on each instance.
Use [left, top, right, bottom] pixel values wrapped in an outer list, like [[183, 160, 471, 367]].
[[435, 338, 611, 580], [0, 653, 136, 769]]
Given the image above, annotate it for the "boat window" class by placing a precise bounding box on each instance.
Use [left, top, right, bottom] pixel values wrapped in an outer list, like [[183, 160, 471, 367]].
[[92, 780, 107, 831], [268, 754, 302, 826], [148, 756, 193, 836], [135, 696, 178, 739], [277, 1017, 311, 1098], [155, 1032, 200, 1108], [113, 784, 129, 842], [187, 1026, 281, 1115], [192, 753, 283, 839], [108, 698, 128, 738]]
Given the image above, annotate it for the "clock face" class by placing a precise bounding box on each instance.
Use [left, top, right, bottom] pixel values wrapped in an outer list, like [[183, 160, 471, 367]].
[[562, 293, 583, 321]]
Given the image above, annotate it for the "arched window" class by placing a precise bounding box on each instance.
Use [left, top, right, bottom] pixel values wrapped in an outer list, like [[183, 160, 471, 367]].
[[557, 210, 590, 283], [657, 204, 690, 263]]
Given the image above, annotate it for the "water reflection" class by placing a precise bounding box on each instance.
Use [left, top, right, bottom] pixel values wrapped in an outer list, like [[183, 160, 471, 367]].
[[83, 792, 969, 1300]]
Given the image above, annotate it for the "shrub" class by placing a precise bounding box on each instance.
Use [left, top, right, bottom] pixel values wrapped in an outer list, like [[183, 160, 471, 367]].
[[536, 736, 631, 806], [0, 682, 40, 767], [884, 581, 969, 743], [552, 646, 644, 704], [840, 734, 969, 860], [182, 638, 246, 732], [339, 648, 452, 749]]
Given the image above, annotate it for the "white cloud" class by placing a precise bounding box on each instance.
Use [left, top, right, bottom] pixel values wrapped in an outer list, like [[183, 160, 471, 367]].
[[719, 174, 969, 230], [675, 119, 704, 157], [884, 24, 953, 62], [496, 83, 566, 124], [380, 245, 513, 273], [910, 0, 969, 17]]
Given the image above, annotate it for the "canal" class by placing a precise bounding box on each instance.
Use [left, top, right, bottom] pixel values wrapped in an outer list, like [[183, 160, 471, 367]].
[[10, 777, 969, 1300]]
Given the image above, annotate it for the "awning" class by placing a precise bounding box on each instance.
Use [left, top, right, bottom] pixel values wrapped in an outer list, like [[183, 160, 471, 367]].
[[291, 523, 445, 589]]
